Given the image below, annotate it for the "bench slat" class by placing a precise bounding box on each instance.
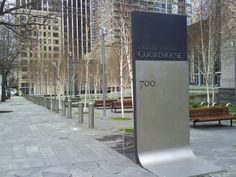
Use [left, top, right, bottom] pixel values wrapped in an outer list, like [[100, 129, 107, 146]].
[[189, 107, 236, 128], [112, 99, 133, 112]]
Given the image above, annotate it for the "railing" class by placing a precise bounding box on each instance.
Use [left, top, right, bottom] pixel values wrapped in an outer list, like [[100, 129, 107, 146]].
[[24, 95, 94, 129]]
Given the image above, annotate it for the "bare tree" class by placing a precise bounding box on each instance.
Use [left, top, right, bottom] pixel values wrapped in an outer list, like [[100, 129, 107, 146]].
[[116, 1, 133, 118], [0, 25, 19, 101], [83, 45, 100, 109], [97, 0, 134, 118], [188, 0, 236, 106], [107, 47, 120, 97], [0, 1, 61, 100], [0, 0, 60, 37]]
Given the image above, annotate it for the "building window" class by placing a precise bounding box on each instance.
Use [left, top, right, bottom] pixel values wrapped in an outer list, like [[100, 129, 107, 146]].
[[54, 53, 59, 58], [21, 52, 27, 57], [22, 74, 28, 79], [53, 32, 59, 37], [21, 83, 29, 87], [53, 39, 59, 44], [22, 67, 28, 72], [53, 47, 59, 51], [21, 45, 27, 50], [53, 26, 58, 30], [54, 17, 58, 24], [21, 60, 27, 65]]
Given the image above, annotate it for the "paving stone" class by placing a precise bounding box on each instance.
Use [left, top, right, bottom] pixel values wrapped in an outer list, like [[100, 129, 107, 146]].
[[112, 167, 157, 177], [42, 156, 60, 166], [0, 97, 235, 177], [13, 158, 30, 170], [13, 144, 28, 159], [42, 171, 72, 177]]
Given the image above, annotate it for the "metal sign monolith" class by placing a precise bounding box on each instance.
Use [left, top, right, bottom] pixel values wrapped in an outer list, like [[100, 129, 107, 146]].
[[132, 11, 223, 177]]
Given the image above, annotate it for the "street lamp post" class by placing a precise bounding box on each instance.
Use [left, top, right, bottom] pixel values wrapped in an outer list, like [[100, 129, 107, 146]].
[[67, 51, 72, 118], [44, 68, 47, 97], [100, 27, 107, 118], [68, 51, 72, 100], [231, 41, 236, 106], [233, 42, 236, 105], [43, 68, 47, 108], [53, 62, 57, 112]]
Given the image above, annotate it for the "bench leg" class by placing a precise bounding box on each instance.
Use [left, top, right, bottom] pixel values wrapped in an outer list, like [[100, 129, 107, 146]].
[[219, 120, 221, 126], [231, 119, 233, 126], [193, 121, 196, 128]]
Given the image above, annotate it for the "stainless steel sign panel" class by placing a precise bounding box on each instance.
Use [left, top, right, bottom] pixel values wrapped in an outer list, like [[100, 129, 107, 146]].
[[135, 61, 189, 154], [132, 11, 224, 177]]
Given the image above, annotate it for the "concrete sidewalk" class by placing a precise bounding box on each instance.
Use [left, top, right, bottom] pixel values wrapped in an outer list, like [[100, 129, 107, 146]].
[[0, 97, 155, 177], [1, 97, 236, 177]]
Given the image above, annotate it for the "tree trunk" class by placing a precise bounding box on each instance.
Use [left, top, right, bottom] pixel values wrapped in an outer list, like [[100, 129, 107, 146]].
[[1, 68, 6, 102], [120, 51, 125, 118], [211, 71, 215, 105], [205, 75, 210, 107], [120, 68, 124, 118], [84, 62, 89, 109], [94, 81, 97, 100], [126, 50, 133, 105]]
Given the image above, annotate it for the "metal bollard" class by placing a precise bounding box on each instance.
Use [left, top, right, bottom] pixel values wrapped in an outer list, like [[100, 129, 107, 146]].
[[44, 97, 47, 107], [78, 102, 84, 124], [88, 102, 94, 128], [41, 97, 44, 106], [55, 99, 59, 113], [62, 99, 66, 116], [67, 99, 72, 118], [47, 98, 50, 109], [50, 96, 53, 111]]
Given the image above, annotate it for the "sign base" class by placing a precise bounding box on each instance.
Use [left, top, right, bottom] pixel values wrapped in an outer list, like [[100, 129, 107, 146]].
[[140, 148, 224, 177]]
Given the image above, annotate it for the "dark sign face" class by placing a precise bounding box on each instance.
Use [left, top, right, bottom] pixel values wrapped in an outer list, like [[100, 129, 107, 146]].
[[132, 11, 187, 61]]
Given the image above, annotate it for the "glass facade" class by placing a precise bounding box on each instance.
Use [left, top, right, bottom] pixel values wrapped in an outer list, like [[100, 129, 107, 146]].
[[141, 0, 192, 24]]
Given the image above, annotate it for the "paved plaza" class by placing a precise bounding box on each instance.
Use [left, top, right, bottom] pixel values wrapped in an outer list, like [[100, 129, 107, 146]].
[[0, 97, 235, 177]]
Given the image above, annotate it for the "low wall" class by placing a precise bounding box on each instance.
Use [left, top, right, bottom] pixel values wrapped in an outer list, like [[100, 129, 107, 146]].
[[24, 95, 59, 112], [218, 88, 235, 104]]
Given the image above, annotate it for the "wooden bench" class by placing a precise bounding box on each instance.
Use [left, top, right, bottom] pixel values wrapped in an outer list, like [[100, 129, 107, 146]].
[[64, 97, 81, 108], [112, 99, 133, 112], [94, 99, 115, 109], [189, 107, 236, 128]]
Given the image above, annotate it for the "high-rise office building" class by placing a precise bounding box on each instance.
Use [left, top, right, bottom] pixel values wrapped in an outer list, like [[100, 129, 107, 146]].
[[91, 0, 191, 46], [90, 0, 192, 88], [16, 0, 92, 95], [16, 1, 62, 95], [16, 0, 192, 95], [61, 0, 91, 60]]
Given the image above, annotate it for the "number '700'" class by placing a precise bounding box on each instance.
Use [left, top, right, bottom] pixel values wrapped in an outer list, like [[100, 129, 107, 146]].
[[139, 80, 156, 89]]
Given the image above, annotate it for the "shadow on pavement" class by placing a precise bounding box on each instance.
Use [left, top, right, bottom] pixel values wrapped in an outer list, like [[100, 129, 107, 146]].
[[97, 133, 136, 163]]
